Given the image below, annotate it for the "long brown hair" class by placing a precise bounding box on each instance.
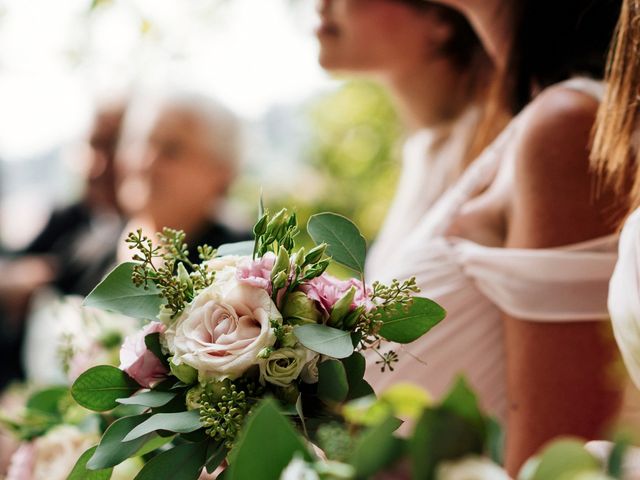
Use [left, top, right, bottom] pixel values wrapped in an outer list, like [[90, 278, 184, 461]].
[[592, 0, 640, 215]]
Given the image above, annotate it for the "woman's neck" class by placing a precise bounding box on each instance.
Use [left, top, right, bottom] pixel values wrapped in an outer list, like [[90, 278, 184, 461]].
[[381, 58, 479, 133]]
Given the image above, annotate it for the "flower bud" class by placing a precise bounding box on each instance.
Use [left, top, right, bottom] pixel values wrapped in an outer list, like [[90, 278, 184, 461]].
[[170, 357, 198, 385], [177, 262, 192, 289], [204, 379, 233, 403], [258, 347, 274, 359], [282, 292, 321, 326], [281, 325, 298, 348], [293, 248, 306, 268], [304, 243, 327, 265], [272, 271, 288, 291], [328, 286, 357, 328], [271, 246, 290, 280], [186, 385, 204, 410], [266, 209, 287, 234], [253, 214, 269, 236]]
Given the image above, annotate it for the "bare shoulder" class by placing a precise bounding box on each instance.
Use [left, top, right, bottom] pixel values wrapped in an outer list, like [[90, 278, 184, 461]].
[[506, 84, 618, 248]]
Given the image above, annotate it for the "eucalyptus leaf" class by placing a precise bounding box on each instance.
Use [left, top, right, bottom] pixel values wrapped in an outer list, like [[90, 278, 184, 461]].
[[342, 352, 373, 401], [88, 414, 153, 469], [134, 441, 209, 480], [123, 410, 202, 442], [26, 386, 69, 416], [318, 360, 349, 404], [84, 262, 163, 320], [205, 443, 227, 474], [71, 365, 140, 412], [117, 391, 176, 408], [68, 446, 113, 480], [350, 416, 405, 478], [217, 241, 254, 257], [441, 377, 485, 436], [528, 439, 600, 480], [410, 409, 484, 480], [293, 324, 353, 359], [307, 213, 366, 274], [225, 398, 312, 480], [378, 297, 446, 344]]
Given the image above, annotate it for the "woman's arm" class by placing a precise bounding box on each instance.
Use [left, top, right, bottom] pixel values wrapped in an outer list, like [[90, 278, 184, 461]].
[[503, 85, 624, 474]]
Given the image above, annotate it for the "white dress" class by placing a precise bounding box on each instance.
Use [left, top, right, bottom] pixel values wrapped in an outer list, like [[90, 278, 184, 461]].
[[609, 207, 640, 389], [365, 78, 618, 422], [366, 107, 481, 275]]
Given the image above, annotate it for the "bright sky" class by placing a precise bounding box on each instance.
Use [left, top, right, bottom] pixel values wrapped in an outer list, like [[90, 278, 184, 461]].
[[0, 0, 332, 160]]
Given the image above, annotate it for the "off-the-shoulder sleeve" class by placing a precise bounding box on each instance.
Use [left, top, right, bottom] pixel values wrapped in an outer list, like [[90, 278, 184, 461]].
[[609, 209, 640, 389], [454, 236, 619, 321]]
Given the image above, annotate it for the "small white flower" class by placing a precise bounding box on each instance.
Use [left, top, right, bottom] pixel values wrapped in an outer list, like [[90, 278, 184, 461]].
[[436, 456, 510, 480], [280, 455, 320, 480]]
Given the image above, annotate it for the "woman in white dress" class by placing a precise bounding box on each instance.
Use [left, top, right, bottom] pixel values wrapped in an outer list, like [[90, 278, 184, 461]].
[[315, 0, 500, 274], [593, 0, 640, 399], [363, 0, 625, 473]]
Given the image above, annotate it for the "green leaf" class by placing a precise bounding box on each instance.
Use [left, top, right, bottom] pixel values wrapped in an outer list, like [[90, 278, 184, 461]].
[[318, 360, 349, 404], [529, 439, 600, 480], [72, 365, 140, 412], [293, 324, 354, 359], [68, 446, 114, 480], [123, 410, 202, 442], [145, 332, 169, 367], [26, 386, 69, 416], [84, 262, 163, 320], [88, 414, 153, 469], [134, 441, 209, 480], [410, 409, 484, 480], [378, 297, 446, 344], [350, 416, 405, 478], [307, 213, 366, 274], [226, 398, 312, 480], [117, 391, 176, 408], [342, 352, 373, 400], [607, 438, 629, 478], [441, 377, 486, 436], [486, 417, 505, 466], [205, 443, 227, 474], [217, 241, 254, 257]]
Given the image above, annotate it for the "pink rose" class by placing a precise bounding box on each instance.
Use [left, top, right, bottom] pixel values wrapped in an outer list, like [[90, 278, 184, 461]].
[[6, 443, 34, 480], [119, 322, 168, 388], [165, 282, 280, 380], [301, 275, 369, 316], [236, 253, 276, 293]]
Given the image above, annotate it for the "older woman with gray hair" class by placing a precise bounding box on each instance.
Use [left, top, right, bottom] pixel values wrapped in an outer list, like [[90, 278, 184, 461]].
[[115, 90, 250, 263]]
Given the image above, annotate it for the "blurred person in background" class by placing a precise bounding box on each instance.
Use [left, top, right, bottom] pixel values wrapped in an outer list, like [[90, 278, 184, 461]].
[[115, 92, 250, 264], [0, 99, 127, 390], [315, 0, 500, 275]]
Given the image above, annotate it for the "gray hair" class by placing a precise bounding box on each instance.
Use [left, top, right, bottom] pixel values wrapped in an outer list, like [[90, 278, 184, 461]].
[[160, 92, 242, 173], [120, 90, 243, 175]]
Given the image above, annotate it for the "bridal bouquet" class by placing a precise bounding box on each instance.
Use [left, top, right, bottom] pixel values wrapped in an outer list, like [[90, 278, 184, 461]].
[[67, 208, 446, 479]]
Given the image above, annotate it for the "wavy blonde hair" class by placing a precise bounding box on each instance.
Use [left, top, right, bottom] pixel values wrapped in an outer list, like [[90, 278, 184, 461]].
[[592, 0, 640, 215]]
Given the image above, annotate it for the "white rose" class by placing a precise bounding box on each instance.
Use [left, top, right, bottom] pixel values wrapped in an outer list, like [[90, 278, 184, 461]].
[[436, 456, 510, 480], [259, 347, 312, 387], [280, 455, 320, 480], [204, 255, 244, 284], [31, 426, 98, 480], [166, 281, 280, 380]]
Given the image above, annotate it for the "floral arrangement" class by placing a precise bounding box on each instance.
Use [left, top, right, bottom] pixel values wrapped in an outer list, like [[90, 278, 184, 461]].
[[0, 300, 144, 480], [66, 208, 446, 479]]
